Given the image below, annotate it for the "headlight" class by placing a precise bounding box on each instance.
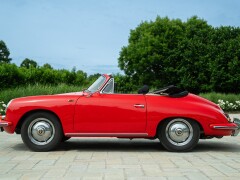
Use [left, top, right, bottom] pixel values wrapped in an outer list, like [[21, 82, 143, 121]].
[[5, 100, 13, 113]]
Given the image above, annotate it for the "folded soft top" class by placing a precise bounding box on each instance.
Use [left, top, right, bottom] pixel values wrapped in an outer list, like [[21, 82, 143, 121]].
[[152, 85, 189, 98]]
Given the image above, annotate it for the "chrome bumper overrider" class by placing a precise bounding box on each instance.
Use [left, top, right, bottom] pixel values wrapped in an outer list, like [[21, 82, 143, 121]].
[[0, 115, 11, 132]]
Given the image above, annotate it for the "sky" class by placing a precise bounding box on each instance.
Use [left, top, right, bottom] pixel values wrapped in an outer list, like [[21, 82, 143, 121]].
[[0, 0, 240, 75]]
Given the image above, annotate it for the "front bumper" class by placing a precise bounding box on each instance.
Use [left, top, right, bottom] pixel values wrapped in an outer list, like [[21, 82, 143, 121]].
[[210, 118, 240, 136], [0, 115, 12, 132]]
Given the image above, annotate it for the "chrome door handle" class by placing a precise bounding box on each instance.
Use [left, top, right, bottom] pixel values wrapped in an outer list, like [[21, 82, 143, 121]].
[[134, 104, 145, 108]]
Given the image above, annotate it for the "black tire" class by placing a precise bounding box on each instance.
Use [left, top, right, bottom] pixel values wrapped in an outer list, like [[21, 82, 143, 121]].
[[62, 136, 71, 142], [158, 118, 200, 152], [21, 112, 63, 152]]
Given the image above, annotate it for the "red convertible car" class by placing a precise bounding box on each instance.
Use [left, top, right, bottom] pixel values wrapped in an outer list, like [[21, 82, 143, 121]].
[[0, 74, 239, 152]]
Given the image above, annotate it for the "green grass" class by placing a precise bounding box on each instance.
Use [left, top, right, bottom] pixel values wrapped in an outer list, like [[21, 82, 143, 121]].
[[0, 84, 84, 103]]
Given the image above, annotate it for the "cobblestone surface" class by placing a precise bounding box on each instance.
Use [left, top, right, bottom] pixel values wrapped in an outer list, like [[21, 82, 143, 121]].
[[0, 114, 239, 180]]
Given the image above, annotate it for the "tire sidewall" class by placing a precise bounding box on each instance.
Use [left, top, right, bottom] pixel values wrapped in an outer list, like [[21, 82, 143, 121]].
[[21, 112, 63, 152], [158, 118, 200, 152]]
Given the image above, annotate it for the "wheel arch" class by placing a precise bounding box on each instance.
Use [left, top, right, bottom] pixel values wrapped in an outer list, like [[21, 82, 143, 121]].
[[15, 109, 62, 134], [155, 116, 204, 137]]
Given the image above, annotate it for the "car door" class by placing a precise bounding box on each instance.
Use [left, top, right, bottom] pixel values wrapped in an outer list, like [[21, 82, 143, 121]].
[[74, 93, 147, 133]]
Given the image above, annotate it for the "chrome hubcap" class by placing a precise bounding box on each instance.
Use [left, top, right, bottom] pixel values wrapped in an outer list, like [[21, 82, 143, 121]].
[[166, 119, 193, 146], [28, 118, 55, 145]]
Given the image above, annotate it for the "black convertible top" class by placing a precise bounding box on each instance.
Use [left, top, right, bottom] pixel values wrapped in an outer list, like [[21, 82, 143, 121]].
[[152, 85, 189, 98]]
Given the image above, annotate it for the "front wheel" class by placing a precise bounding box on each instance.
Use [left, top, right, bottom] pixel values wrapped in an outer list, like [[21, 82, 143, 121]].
[[62, 136, 71, 142], [158, 118, 200, 152], [21, 112, 63, 152]]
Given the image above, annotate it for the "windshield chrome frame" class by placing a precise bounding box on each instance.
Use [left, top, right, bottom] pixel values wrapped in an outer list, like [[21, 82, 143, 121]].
[[100, 78, 114, 94]]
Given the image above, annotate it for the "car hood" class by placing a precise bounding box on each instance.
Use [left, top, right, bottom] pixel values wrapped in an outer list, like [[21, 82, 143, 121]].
[[10, 92, 84, 104]]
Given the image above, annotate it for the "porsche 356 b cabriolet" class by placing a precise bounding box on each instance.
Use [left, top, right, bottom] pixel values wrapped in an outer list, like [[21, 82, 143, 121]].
[[0, 74, 239, 152]]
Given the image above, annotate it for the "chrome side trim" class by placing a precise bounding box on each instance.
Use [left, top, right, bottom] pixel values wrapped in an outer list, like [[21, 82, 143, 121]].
[[65, 133, 148, 137], [212, 126, 238, 130]]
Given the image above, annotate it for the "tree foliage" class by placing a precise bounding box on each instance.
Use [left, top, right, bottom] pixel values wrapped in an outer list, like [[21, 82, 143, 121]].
[[0, 40, 11, 63], [42, 63, 53, 69], [118, 16, 240, 93], [20, 58, 38, 68], [0, 63, 89, 90]]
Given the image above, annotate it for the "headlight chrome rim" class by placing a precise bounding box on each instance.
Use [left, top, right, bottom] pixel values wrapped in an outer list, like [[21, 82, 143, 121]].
[[5, 100, 13, 113]]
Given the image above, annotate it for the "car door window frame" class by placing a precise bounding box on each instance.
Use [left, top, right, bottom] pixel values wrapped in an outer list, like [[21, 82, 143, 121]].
[[101, 78, 114, 94]]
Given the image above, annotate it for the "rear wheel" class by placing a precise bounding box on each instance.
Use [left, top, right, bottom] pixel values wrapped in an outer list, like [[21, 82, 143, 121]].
[[21, 112, 63, 152], [158, 118, 200, 152]]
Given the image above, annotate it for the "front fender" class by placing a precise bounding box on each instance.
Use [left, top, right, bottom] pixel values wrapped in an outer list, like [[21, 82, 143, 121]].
[[4, 95, 79, 134]]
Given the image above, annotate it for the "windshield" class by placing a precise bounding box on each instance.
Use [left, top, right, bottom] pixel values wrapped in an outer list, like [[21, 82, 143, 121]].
[[87, 75, 106, 92]]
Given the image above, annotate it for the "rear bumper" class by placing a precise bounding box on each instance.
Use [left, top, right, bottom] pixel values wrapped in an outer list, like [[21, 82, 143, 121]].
[[0, 115, 12, 132], [210, 118, 240, 136]]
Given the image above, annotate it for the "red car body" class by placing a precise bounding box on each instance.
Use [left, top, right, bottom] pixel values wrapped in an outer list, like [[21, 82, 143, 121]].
[[0, 74, 239, 151]]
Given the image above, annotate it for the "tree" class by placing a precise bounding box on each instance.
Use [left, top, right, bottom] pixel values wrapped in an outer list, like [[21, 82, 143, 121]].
[[0, 40, 11, 63], [118, 16, 240, 93], [42, 63, 53, 69], [208, 26, 240, 93], [118, 16, 187, 88], [174, 16, 214, 92], [20, 58, 38, 69]]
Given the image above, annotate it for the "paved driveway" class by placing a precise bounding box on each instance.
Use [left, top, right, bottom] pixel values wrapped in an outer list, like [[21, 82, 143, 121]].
[[0, 115, 240, 180]]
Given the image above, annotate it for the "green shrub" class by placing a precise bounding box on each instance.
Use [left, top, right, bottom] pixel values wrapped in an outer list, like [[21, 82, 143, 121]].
[[0, 63, 25, 88], [0, 101, 6, 115], [0, 63, 89, 90], [200, 93, 240, 111]]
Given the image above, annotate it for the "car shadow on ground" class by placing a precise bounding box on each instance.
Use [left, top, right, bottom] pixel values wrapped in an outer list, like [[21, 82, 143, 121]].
[[58, 139, 164, 152], [12, 138, 240, 152]]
